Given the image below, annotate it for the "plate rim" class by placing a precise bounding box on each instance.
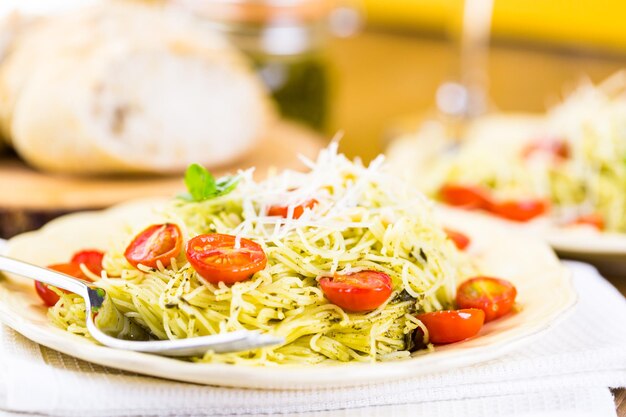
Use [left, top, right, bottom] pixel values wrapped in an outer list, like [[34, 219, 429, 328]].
[[439, 204, 626, 257]]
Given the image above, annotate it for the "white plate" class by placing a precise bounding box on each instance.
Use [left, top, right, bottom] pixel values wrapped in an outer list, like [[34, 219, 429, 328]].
[[0, 200, 576, 389], [442, 205, 626, 258], [541, 225, 626, 257]]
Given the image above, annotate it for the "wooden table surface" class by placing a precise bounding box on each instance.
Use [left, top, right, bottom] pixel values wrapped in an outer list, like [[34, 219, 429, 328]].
[[325, 29, 626, 415]]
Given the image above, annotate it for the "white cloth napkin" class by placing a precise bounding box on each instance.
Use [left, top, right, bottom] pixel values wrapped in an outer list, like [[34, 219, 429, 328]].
[[0, 261, 624, 417]]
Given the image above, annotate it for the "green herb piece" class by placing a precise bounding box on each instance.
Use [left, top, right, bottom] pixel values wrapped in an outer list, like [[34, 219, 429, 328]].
[[180, 163, 240, 202]]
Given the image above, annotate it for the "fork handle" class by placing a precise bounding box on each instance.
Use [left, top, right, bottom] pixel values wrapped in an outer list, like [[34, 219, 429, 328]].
[[0, 255, 90, 297]]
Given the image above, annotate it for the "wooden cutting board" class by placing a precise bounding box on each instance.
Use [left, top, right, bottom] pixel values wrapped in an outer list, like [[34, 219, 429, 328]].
[[0, 121, 325, 238]]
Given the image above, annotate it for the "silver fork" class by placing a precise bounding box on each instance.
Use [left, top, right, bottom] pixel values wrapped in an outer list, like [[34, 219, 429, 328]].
[[0, 255, 284, 357]]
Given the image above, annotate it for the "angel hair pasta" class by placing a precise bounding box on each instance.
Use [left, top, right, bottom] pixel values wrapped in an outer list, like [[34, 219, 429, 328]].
[[48, 144, 473, 365]]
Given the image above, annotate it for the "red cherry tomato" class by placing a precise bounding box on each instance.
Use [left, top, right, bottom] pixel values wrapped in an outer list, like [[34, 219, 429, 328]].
[[267, 199, 318, 219], [35, 263, 88, 307], [70, 250, 104, 275], [35, 281, 61, 307], [416, 309, 484, 344], [439, 184, 492, 209], [186, 233, 267, 285], [571, 213, 604, 230], [456, 276, 517, 322], [522, 138, 569, 160], [124, 223, 182, 269], [489, 199, 548, 222], [444, 228, 471, 251], [319, 270, 392, 313]]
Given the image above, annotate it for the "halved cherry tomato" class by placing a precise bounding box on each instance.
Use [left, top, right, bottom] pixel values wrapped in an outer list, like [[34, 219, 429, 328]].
[[444, 228, 471, 251], [267, 199, 318, 219], [522, 138, 569, 160], [489, 199, 548, 222], [416, 308, 484, 344], [439, 184, 492, 210], [571, 213, 604, 230], [441, 184, 548, 223], [456, 276, 517, 322], [71, 250, 104, 275], [319, 270, 392, 313], [35, 263, 88, 307], [124, 223, 182, 269], [186, 233, 267, 285], [35, 281, 62, 307]]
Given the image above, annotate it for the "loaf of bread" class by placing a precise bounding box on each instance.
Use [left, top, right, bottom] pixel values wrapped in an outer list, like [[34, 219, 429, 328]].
[[0, 2, 273, 174], [0, 11, 34, 151]]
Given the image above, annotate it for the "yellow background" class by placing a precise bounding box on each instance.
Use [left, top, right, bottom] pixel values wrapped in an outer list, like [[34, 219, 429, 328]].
[[364, 0, 626, 53]]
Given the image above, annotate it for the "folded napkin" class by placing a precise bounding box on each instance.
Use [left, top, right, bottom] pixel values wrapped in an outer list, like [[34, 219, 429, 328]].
[[0, 261, 624, 417]]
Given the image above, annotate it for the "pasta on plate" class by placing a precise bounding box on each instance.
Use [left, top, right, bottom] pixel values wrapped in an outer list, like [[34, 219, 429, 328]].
[[46, 145, 478, 366]]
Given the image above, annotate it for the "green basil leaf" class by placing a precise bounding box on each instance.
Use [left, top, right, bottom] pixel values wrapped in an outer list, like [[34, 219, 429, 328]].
[[181, 163, 240, 202], [184, 163, 217, 201]]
